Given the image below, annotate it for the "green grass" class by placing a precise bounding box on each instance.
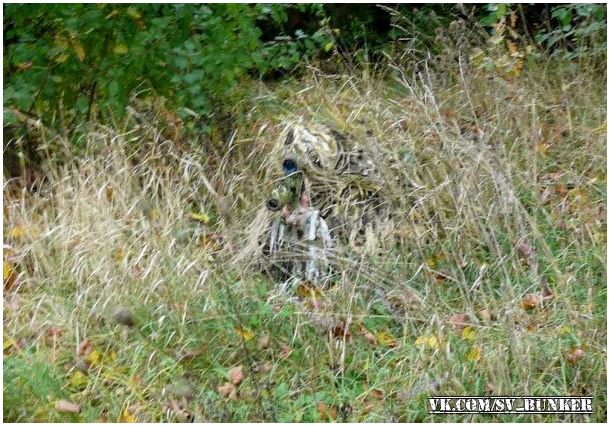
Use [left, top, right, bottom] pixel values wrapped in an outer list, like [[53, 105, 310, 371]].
[[3, 56, 606, 422]]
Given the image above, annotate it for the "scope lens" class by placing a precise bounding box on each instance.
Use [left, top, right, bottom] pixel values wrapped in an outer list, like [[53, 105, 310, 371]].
[[267, 198, 280, 211], [282, 158, 298, 174]]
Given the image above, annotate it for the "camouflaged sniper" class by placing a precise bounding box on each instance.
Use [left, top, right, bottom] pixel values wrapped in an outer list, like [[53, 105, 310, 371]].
[[263, 121, 391, 288]]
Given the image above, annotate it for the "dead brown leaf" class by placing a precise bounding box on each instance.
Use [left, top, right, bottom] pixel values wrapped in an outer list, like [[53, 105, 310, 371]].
[[77, 338, 93, 357], [370, 388, 384, 399], [229, 365, 245, 386], [332, 322, 352, 343], [46, 326, 64, 341], [253, 361, 273, 374], [329, 405, 338, 420], [279, 342, 293, 360], [358, 323, 378, 346], [105, 185, 114, 202], [175, 347, 205, 362], [296, 281, 321, 299], [317, 401, 329, 420], [448, 313, 471, 332], [316, 401, 337, 421], [478, 309, 493, 323], [217, 382, 237, 400], [55, 399, 81, 414], [258, 333, 270, 350], [567, 347, 585, 364], [522, 293, 543, 311]]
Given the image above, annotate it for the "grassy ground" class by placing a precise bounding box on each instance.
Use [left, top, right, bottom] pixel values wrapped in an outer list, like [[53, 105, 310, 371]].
[[3, 56, 607, 422]]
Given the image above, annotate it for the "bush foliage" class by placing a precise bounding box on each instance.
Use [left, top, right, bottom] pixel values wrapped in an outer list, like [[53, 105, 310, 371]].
[[3, 3, 606, 136]]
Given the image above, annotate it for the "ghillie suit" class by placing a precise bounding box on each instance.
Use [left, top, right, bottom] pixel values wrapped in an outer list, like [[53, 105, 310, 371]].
[[261, 121, 395, 290]]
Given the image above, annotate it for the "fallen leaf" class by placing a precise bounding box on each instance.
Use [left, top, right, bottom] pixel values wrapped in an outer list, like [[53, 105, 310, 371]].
[[258, 333, 270, 350], [449, 313, 471, 332], [358, 324, 378, 346], [374, 330, 397, 348], [69, 370, 88, 389], [415, 335, 439, 350], [234, 326, 254, 341], [461, 326, 477, 341], [329, 405, 338, 420], [77, 338, 93, 357], [118, 408, 136, 423], [567, 347, 585, 364], [522, 293, 543, 311], [332, 323, 352, 342], [175, 347, 205, 362], [113, 248, 125, 262], [554, 184, 568, 197], [434, 273, 447, 283], [46, 327, 64, 340], [370, 388, 384, 399], [279, 342, 293, 360], [217, 382, 237, 400], [3, 262, 17, 291], [317, 401, 328, 420], [189, 212, 211, 224], [229, 365, 245, 386], [254, 361, 273, 374], [296, 281, 321, 299], [478, 309, 493, 323], [3, 333, 20, 353], [105, 185, 114, 201], [7, 227, 25, 239], [317, 401, 337, 420], [466, 346, 482, 362], [85, 349, 103, 367], [55, 399, 81, 414]]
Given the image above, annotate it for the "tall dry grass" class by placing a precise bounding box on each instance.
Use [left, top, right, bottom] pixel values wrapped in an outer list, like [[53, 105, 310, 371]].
[[3, 57, 606, 421]]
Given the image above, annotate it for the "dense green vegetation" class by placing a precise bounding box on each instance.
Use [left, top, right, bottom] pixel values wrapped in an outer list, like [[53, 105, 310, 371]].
[[4, 4, 606, 137], [3, 3, 607, 423]]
